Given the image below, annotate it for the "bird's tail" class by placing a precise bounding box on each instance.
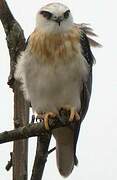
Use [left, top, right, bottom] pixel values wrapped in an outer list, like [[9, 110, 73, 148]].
[[52, 127, 74, 177]]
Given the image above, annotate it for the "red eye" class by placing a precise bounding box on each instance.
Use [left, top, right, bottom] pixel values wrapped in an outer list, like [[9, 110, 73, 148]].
[[40, 11, 53, 19], [64, 10, 70, 19]]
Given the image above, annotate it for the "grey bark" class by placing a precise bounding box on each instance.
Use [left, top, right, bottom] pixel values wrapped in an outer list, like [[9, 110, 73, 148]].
[[0, 1, 29, 180]]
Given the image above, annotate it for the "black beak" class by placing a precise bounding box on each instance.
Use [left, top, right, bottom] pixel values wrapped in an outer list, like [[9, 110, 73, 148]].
[[55, 16, 63, 26]]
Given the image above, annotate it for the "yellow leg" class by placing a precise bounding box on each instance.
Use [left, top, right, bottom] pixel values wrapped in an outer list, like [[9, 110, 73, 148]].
[[69, 107, 80, 122], [61, 106, 80, 122], [44, 112, 57, 130]]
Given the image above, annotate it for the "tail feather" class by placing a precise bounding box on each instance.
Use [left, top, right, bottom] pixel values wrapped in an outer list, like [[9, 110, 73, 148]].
[[52, 127, 75, 177]]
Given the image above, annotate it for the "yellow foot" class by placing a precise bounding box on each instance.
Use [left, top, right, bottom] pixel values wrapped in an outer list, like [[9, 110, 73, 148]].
[[44, 112, 57, 130], [61, 106, 80, 122]]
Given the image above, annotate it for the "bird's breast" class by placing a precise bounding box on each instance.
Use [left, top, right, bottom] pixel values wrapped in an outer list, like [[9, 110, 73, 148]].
[[25, 26, 89, 112], [29, 26, 81, 63], [25, 49, 88, 113]]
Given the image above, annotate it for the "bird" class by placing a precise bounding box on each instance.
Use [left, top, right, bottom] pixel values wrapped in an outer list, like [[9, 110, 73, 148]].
[[14, 2, 101, 177]]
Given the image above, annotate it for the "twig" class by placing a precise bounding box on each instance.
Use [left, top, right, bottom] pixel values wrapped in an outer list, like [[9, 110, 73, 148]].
[[48, 147, 56, 154], [31, 135, 51, 180], [6, 152, 13, 171], [0, 1, 29, 180]]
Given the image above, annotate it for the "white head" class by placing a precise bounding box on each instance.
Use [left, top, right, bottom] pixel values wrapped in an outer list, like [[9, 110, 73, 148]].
[[36, 3, 73, 34]]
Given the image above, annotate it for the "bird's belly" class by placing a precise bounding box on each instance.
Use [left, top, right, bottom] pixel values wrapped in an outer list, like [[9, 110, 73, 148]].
[[26, 59, 85, 113]]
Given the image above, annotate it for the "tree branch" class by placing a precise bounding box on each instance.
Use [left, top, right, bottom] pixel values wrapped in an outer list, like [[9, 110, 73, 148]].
[[0, 123, 46, 144], [0, 114, 72, 144], [6, 152, 13, 171], [31, 135, 51, 180], [48, 147, 56, 154], [0, 1, 29, 180], [0, 0, 26, 88]]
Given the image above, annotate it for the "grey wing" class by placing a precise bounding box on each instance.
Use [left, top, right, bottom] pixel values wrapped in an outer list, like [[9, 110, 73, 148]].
[[77, 23, 102, 48], [73, 31, 95, 165]]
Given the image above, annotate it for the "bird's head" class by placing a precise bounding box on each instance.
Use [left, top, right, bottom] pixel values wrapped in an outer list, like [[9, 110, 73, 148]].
[[36, 3, 73, 34]]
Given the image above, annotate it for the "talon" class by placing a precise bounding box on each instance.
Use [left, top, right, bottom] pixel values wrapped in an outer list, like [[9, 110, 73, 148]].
[[44, 112, 57, 130], [61, 106, 80, 122], [69, 107, 80, 122]]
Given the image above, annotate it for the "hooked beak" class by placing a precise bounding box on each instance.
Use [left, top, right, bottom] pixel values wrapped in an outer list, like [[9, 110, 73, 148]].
[[55, 16, 63, 26]]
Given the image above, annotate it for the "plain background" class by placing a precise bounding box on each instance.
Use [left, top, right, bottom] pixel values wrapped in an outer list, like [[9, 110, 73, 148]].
[[0, 0, 117, 179]]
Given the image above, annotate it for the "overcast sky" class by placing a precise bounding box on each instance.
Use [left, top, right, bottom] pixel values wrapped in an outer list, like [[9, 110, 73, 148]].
[[0, 0, 117, 180]]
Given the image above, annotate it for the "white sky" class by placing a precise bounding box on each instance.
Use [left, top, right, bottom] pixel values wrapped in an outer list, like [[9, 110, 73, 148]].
[[0, 0, 117, 180]]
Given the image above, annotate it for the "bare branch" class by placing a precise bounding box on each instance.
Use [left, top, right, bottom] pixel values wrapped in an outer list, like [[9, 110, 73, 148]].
[[0, 123, 45, 144], [48, 147, 56, 154], [31, 135, 51, 180], [5, 152, 13, 171], [0, 114, 72, 144], [0, 1, 29, 180], [0, 0, 26, 88]]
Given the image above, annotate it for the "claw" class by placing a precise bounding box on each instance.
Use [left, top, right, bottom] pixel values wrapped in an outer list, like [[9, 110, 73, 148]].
[[44, 112, 57, 130], [33, 112, 57, 130], [61, 106, 80, 122], [69, 107, 80, 122]]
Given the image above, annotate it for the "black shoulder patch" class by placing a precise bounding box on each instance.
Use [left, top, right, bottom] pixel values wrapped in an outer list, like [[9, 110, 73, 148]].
[[80, 31, 95, 67]]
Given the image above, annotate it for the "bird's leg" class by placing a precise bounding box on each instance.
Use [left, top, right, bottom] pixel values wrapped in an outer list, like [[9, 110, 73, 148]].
[[69, 107, 80, 122], [32, 112, 57, 129], [44, 112, 57, 130], [60, 106, 80, 122]]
